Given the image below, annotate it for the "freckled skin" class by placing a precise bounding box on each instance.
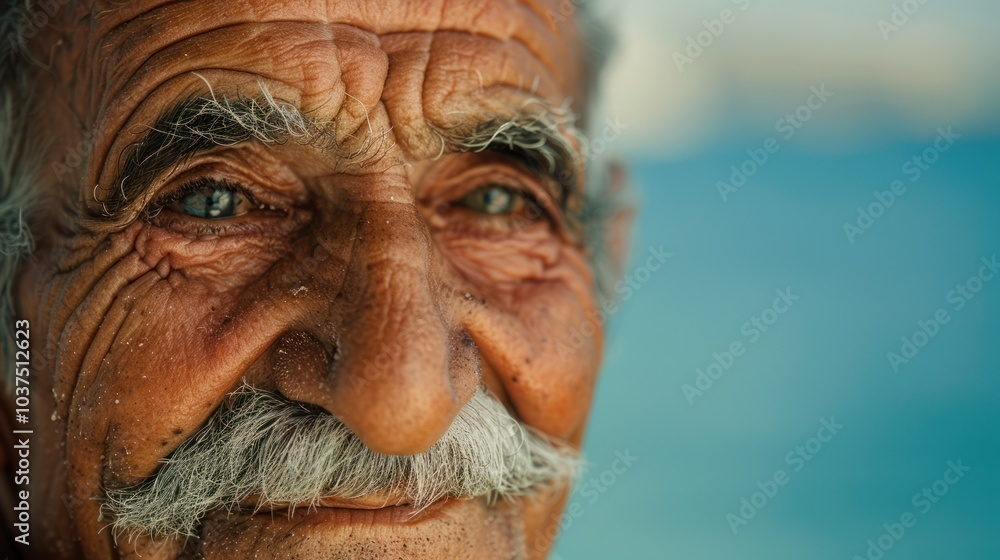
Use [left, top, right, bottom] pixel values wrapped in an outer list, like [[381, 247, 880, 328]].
[[4, 1, 619, 559]]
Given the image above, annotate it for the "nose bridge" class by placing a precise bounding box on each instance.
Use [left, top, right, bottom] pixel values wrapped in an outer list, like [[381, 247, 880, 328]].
[[323, 201, 465, 454], [342, 204, 443, 374], [354, 196, 434, 269]]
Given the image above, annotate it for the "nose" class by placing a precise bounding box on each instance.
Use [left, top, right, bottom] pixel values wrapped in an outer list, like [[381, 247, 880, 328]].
[[274, 199, 479, 455]]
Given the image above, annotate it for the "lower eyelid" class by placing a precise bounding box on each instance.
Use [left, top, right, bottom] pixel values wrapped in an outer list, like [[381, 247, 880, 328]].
[[149, 214, 281, 238]]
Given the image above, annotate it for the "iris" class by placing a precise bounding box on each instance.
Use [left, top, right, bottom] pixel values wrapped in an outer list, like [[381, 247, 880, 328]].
[[179, 186, 240, 219], [462, 185, 517, 215]]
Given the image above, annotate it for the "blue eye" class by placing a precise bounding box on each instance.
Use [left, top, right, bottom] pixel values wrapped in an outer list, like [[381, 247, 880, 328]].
[[173, 179, 247, 219], [461, 185, 519, 215]]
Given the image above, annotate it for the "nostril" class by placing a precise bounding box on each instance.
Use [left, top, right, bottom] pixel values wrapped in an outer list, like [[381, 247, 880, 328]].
[[271, 330, 335, 405]]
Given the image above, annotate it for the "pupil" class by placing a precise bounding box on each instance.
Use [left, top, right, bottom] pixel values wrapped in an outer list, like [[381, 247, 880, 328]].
[[182, 188, 237, 219], [483, 187, 512, 214], [208, 191, 233, 218]]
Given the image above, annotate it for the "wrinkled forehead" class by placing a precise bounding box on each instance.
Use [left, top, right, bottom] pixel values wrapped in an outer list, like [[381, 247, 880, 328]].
[[40, 0, 589, 196], [86, 0, 580, 54], [65, 0, 586, 115]]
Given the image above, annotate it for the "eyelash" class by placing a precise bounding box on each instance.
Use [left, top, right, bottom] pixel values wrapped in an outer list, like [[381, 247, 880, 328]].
[[145, 177, 260, 219], [466, 184, 551, 218], [143, 175, 556, 237]]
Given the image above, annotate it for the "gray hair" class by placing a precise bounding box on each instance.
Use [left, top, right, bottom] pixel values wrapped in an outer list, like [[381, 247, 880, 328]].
[[102, 384, 581, 540], [92, 81, 391, 227], [1, 0, 46, 383], [0, 2, 618, 381]]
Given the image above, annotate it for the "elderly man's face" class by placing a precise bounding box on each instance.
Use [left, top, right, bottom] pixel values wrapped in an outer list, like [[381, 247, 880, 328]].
[[12, 1, 615, 558]]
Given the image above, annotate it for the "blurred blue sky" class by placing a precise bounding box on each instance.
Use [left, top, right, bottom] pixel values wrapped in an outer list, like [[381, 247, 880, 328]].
[[556, 1, 1000, 559]]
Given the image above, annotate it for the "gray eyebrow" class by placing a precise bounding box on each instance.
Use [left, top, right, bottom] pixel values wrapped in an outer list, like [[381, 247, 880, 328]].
[[96, 90, 336, 224], [434, 97, 586, 206], [93, 90, 586, 230]]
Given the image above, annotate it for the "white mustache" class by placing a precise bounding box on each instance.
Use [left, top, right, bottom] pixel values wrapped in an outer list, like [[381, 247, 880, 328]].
[[102, 384, 581, 538]]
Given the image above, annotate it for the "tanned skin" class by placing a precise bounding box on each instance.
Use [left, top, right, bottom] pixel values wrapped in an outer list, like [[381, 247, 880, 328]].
[[2, 1, 625, 558]]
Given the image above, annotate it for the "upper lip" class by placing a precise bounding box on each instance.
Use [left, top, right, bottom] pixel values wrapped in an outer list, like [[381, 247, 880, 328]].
[[239, 494, 414, 512]]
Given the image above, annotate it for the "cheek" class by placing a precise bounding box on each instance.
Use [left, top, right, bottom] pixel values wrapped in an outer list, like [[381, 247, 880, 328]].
[[51, 222, 303, 488], [133, 217, 302, 289], [58, 191, 385, 487], [466, 286, 601, 440], [432, 224, 562, 292], [446, 235, 602, 440], [74, 282, 232, 485]]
